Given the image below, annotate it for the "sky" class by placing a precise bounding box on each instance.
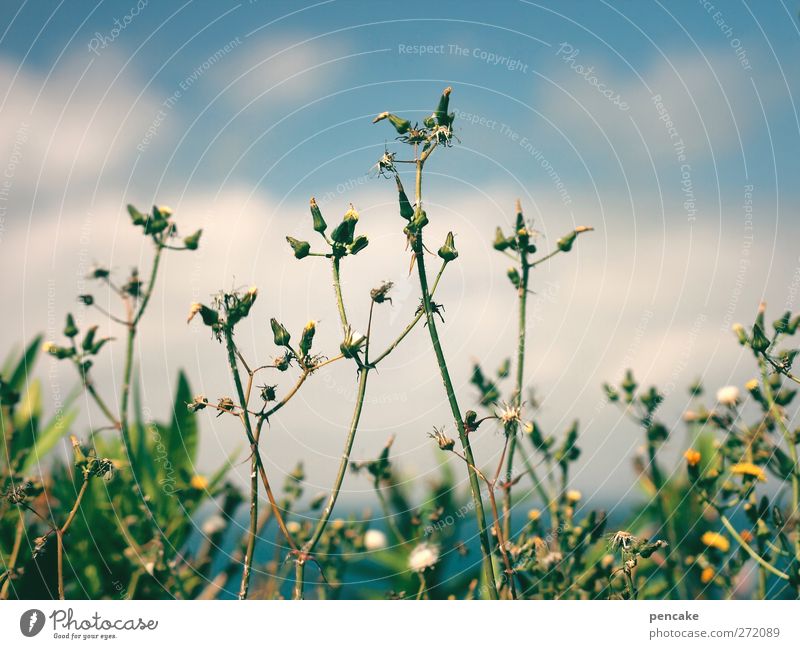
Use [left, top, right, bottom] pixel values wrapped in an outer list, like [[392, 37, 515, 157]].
[[2, 0, 800, 508]]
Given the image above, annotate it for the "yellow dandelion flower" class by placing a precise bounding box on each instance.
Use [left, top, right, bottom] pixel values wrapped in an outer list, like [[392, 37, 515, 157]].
[[566, 490, 582, 503], [700, 566, 715, 584], [701, 531, 730, 553], [684, 448, 701, 467], [730, 462, 766, 482], [528, 508, 541, 522], [190, 474, 209, 490]]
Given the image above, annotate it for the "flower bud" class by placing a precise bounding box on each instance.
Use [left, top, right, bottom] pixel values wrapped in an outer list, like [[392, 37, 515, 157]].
[[299, 320, 316, 357], [78, 294, 94, 306], [507, 267, 520, 288], [340, 325, 365, 358], [183, 229, 202, 250], [396, 176, 414, 220], [372, 112, 411, 134], [411, 206, 428, 230], [286, 236, 311, 259], [127, 204, 147, 226], [63, 313, 78, 338], [187, 303, 219, 327], [731, 323, 748, 345], [348, 234, 369, 255], [270, 318, 291, 347], [751, 323, 770, 353], [43, 341, 72, 360], [434, 87, 452, 125], [438, 231, 458, 262], [493, 227, 511, 251], [556, 226, 593, 252], [309, 197, 327, 234], [82, 325, 98, 352]]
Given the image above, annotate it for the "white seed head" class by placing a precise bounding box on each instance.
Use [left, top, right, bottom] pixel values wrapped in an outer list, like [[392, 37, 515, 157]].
[[716, 385, 740, 406], [364, 529, 388, 551], [408, 542, 440, 572]]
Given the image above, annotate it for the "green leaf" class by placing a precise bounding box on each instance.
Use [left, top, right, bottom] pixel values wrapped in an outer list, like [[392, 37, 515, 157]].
[[8, 335, 43, 393], [169, 370, 198, 481], [20, 408, 78, 474]]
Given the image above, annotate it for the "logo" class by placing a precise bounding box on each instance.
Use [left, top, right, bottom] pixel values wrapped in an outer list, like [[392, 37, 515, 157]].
[[20, 609, 45, 637]]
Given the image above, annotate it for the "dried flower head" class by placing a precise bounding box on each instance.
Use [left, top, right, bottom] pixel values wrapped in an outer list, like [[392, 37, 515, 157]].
[[428, 426, 455, 452], [408, 542, 440, 572], [364, 529, 388, 551], [716, 385, 740, 406]]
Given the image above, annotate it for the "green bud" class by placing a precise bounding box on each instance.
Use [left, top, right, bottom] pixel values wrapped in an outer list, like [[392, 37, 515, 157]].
[[286, 236, 311, 259], [64, 313, 78, 338], [411, 206, 428, 230], [82, 325, 98, 352], [310, 197, 327, 234], [43, 342, 73, 360], [372, 112, 411, 134], [493, 227, 511, 251], [299, 320, 316, 357], [348, 234, 369, 255], [773, 311, 791, 334], [507, 267, 520, 288], [556, 225, 593, 252], [423, 114, 436, 129], [556, 230, 577, 252], [438, 231, 458, 262], [270, 318, 291, 347], [183, 229, 202, 250], [732, 323, 748, 345], [127, 204, 147, 226], [78, 294, 94, 306], [396, 176, 414, 220], [751, 323, 770, 353], [434, 86, 452, 125], [187, 303, 219, 327]]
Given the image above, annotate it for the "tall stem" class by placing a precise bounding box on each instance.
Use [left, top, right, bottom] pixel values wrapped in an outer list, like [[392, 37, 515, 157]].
[[57, 476, 90, 600], [223, 330, 296, 600], [412, 159, 498, 599], [503, 251, 529, 541], [296, 368, 370, 597], [646, 441, 685, 598], [760, 359, 800, 559]]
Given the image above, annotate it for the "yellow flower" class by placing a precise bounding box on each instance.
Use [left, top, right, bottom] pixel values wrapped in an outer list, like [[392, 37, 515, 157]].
[[744, 378, 759, 392], [701, 531, 730, 553], [684, 448, 701, 467], [528, 508, 541, 522], [700, 566, 715, 584], [190, 474, 209, 490], [740, 529, 754, 543], [730, 462, 766, 482], [566, 490, 582, 503]]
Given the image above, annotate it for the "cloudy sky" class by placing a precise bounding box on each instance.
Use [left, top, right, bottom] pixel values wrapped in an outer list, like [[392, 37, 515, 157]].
[[2, 1, 799, 508]]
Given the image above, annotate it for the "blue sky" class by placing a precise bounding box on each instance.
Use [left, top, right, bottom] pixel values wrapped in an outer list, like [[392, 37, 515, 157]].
[[2, 1, 800, 504]]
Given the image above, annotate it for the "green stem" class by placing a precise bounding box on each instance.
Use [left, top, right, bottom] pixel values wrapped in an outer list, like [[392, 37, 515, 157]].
[[759, 357, 800, 569], [332, 257, 349, 333], [503, 252, 529, 541], [371, 262, 446, 365], [719, 513, 789, 580], [57, 476, 90, 600], [412, 158, 498, 599], [297, 368, 370, 597], [646, 441, 685, 598]]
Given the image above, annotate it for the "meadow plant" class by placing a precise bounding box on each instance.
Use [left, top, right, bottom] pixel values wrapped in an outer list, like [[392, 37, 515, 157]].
[[1, 89, 798, 600]]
